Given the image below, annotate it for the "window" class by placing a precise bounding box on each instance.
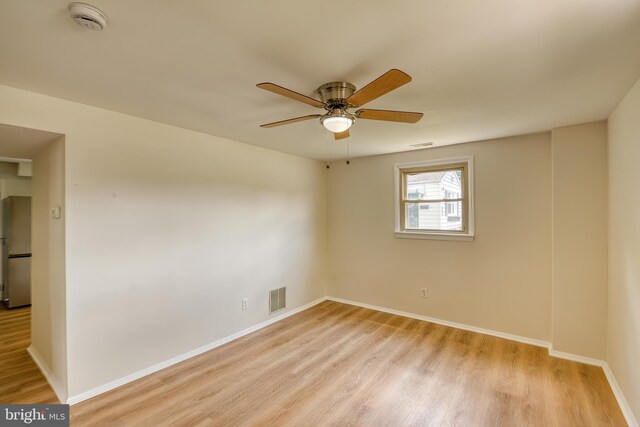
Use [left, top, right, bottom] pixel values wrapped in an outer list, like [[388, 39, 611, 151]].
[[394, 157, 474, 241]]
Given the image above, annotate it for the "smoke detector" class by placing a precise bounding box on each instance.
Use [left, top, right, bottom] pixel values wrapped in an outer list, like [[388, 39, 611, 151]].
[[68, 2, 108, 31]]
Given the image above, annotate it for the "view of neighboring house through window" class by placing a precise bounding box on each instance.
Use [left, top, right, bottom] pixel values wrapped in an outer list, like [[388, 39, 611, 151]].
[[405, 168, 464, 231]]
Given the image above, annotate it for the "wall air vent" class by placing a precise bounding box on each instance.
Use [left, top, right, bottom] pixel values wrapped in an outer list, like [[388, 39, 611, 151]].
[[269, 287, 286, 314]]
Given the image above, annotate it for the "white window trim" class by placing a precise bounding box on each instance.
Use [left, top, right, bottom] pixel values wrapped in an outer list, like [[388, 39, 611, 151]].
[[394, 156, 475, 241]]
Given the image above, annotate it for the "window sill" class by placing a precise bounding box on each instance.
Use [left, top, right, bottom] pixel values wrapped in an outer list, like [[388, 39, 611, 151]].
[[394, 231, 475, 241]]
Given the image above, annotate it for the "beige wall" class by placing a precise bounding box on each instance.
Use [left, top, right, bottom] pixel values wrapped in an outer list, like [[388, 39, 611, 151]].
[[0, 178, 31, 199], [0, 161, 32, 200], [327, 133, 553, 341], [0, 85, 327, 399], [551, 122, 608, 359], [31, 137, 67, 401], [608, 76, 640, 423]]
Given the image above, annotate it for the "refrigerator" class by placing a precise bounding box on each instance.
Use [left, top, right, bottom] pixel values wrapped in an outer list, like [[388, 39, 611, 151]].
[[2, 196, 31, 309]]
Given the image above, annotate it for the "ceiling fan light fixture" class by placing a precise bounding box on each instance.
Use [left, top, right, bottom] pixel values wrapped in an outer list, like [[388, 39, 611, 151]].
[[321, 116, 353, 133], [321, 112, 354, 133]]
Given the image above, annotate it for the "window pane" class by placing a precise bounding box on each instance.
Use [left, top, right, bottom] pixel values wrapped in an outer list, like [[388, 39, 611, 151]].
[[406, 169, 462, 200], [405, 202, 463, 231]]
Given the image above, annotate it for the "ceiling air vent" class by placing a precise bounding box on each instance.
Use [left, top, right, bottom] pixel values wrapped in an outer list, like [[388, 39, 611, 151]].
[[269, 287, 286, 314], [410, 142, 435, 148], [68, 2, 108, 31]]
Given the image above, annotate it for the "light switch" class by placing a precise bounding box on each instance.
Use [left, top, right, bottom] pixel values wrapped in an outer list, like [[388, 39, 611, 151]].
[[51, 206, 62, 219]]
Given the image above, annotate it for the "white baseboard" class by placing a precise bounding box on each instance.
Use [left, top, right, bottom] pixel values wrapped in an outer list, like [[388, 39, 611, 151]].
[[327, 296, 637, 426], [547, 349, 604, 367], [326, 296, 551, 349], [27, 345, 67, 403], [66, 297, 327, 405], [603, 363, 639, 427]]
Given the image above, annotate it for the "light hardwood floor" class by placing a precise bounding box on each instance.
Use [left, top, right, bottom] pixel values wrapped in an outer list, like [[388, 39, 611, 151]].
[[67, 301, 627, 426], [0, 306, 58, 404]]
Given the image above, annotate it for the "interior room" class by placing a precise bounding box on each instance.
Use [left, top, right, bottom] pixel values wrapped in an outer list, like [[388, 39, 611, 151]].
[[0, 1, 639, 426]]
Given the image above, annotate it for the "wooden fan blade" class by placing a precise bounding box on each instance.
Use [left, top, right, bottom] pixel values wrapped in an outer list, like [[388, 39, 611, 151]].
[[260, 114, 322, 128], [334, 129, 350, 140], [356, 109, 423, 123], [346, 69, 412, 107], [257, 83, 325, 108]]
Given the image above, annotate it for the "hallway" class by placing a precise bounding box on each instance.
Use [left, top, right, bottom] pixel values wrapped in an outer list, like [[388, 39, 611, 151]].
[[0, 306, 57, 403]]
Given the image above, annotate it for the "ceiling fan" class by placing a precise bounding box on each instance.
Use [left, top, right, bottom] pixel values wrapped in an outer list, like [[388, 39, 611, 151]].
[[257, 69, 423, 140]]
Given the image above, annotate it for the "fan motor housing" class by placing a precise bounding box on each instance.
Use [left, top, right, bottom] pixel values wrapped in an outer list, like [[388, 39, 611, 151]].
[[317, 82, 356, 108]]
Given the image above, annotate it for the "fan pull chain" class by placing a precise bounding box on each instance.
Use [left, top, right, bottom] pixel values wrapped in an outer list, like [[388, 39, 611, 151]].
[[325, 131, 331, 169], [346, 139, 351, 165]]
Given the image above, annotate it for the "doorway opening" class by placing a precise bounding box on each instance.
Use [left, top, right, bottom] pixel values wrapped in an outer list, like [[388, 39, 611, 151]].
[[0, 123, 66, 403]]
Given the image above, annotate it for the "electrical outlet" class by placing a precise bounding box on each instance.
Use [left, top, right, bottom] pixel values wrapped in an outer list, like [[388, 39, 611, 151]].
[[242, 298, 248, 310], [420, 288, 428, 298]]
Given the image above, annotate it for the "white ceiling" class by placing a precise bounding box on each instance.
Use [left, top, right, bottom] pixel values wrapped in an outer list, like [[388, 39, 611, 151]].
[[0, 123, 62, 159], [1, 0, 639, 160]]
